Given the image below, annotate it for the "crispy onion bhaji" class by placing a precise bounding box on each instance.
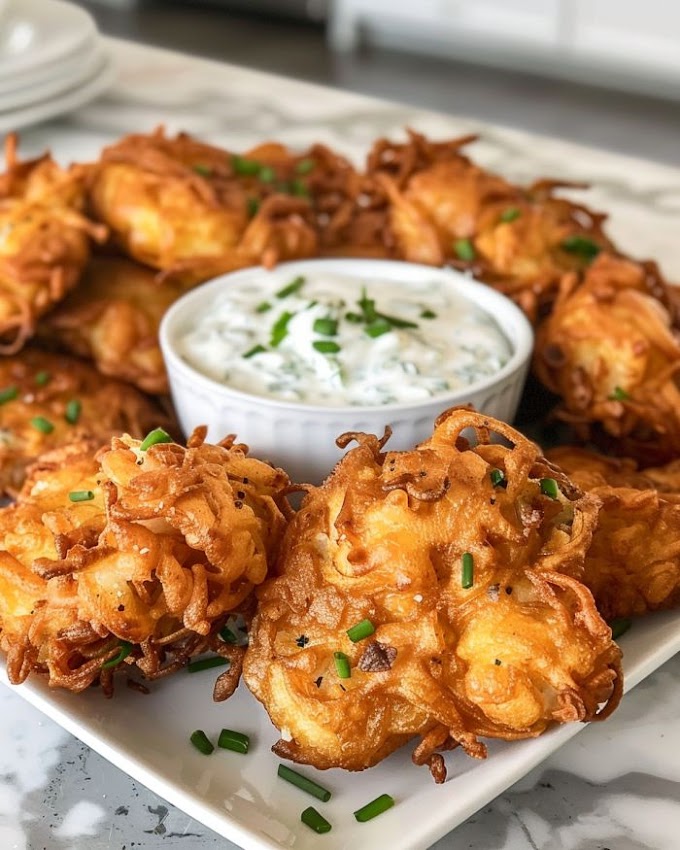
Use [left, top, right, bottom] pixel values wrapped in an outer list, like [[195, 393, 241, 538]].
[[244, 408, 622, 782], [87, 128, 319, 283], [365, 130, 612, 321], [0, 134, 106, 352], [39, 255, 184, 393], [546, 446, 680, 619], [0, 428, 290, 695], [0, 347, 165, 497], [535, 253, 680, 465]]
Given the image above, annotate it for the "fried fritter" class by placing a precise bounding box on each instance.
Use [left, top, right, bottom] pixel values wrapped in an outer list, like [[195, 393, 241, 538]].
[[39, 255, 183, 393], [244, 408, 622, 781], [0, 134, 107, 352], [535, 253, 680, 464], [0, 428, 290, 694], [0, 348, 165, 496]]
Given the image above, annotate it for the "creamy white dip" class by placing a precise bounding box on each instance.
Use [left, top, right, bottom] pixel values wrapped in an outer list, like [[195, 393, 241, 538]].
[[178, 270, 511, 407]]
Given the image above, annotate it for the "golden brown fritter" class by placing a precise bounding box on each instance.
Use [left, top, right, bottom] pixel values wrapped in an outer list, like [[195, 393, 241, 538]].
[[0, 428, 291, 695], [244, 408, 622, 782], [0, 348, 166, 496], [535, 253, 680, 465], [39, 255, 184, 394], [0, 134, 106, 352]]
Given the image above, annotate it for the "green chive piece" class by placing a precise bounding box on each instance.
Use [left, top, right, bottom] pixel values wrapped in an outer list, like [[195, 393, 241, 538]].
[[193, 164, 211, 177], [68, 490, 94, 502], [301, 807, 331, 834], [290, 178, 309, 197], [345, 311, 363, 323], [313, 317, 338, 336], [31, 416, 54, 435], [0, 385, 18, 404], [231, 155, 261, 176], [420, 309, 437, 319], [243, 344, 267, 359], [187, 656, 229, 674], [561, 235, 601, 260], [333, 651, 351, 679], [65, 399, 82, 425], [219, 626, 238, 644], [346, 618, 375, 642], [258, 165, 276, 183], [377, 312, 418, 329], [255, 301, 272, 313], [540, 477, 560, 499], [247, 197, 260, 217], [358, 288, 377, 323], [461, 552, 474, 589], [277, 764, 332, 802], [365, 318, 392, 339], [140, 427, 173, 451], [218, 728, 250, 754], [276, 276, 305, 299], [102, 640, 133, 669], [453, 238, 476, 262], [500, 207, 521, 223], [610, 617, 632, 640], [313, 341, 341, 355], [609, 386, 630, 401], [295, 158, 315, 175], [35, 370, 51, 387], [270, 311, 294, 347], [354, 794, 395, 823], [489, 468, 507, 489], [190, 730, 214, 755]]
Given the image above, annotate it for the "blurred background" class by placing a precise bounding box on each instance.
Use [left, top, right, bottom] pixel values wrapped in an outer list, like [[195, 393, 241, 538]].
[[75, 0, 680, 166]]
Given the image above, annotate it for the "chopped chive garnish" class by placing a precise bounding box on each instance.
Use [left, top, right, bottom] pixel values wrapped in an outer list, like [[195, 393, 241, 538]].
[[420, 309, 437, 319], [258, 165, 276, 183], [219, 626, 238, 644], [255, 301, 272, 313], [453, 238, 476, 261], [187, 656, 229, 674], [295, 158, 315, 175], [313, 341, 341, 355], [276, 276, 305, 299], [190, 730, 214, 755], [65, 399, 81, 425], [313, 317, 338, 336], [231, 155, 261, 176], [609, 386, 630, 401], [270, 311, 294, 347], [358, 288, 378, 323], [0, 385, 18, 404], [290, 178, 309, 197], [35, 370, 51, 387], [69, 490, 94, 502], [247, 197, 260, 217], [500, 207, 521, 223], [346, 619, 375, 642], [489, 468, 507, 489], [277, 764, 332, 802], [301, 807, 331, 834], [610, 617, 632, 640], [540, 477, 559, 499], [102, 640, 133, 669], [354, 794, 395, 822], [31, 416, 54, 434], [345, 311, 363, 323], [561, 235, 601, 260], [376, 312, 418, 329], [193, 163, 211, 177], [461, 552, 474, 589], [334, 651, 351, 679], [218, 728, 250, 754], [140, 427, 173, 451], [243, 344, 266, 359], [365, 318, 392, 339]]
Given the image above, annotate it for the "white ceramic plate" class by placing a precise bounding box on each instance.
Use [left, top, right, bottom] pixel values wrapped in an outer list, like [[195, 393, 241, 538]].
[[0, 54, 115, 134], [1, 610, 678, 850], [0, 0, 96, 76]]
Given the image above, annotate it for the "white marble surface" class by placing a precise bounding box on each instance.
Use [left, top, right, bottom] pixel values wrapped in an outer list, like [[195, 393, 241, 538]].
[[3, 35, 680, 850]]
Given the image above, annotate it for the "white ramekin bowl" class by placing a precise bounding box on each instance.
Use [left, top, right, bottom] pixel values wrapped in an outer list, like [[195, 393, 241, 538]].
[[160, 259, 533, 483]]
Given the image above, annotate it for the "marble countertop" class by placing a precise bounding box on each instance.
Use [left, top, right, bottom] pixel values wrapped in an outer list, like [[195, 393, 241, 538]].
[[3, 36, 680, 850]]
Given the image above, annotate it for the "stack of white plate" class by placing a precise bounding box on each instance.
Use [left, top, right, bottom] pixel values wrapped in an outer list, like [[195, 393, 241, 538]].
[[0, 0, 115, 133]]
